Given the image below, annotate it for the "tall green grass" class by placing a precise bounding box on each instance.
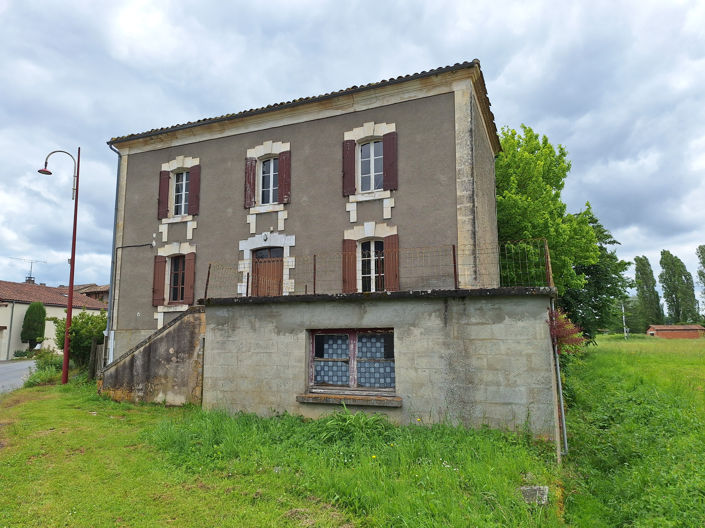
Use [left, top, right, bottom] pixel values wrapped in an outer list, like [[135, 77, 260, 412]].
[[563, 335, 705, 527], [146, 408, 563, 527]]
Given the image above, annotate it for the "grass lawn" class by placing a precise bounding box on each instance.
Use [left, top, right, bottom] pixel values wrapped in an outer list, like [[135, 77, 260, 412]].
[[0, 380, 562, 527], [563, 335, 705, 527]]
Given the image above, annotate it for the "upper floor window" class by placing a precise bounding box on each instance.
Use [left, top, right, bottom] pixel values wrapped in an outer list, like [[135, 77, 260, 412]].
[[158, 156, 200, 220], [359, 141, 383, 193], [173, 171, 190, 216], [260, 158, 279, 205]]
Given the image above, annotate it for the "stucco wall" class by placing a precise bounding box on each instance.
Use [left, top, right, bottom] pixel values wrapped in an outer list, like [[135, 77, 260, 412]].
[[203, 291, 558, 438], [114, 93, 458, 341]]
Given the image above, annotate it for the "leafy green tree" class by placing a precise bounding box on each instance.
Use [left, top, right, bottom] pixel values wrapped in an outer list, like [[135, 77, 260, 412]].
[[634, 256, 664, 326], [48, 310, 107, 367], [559, 208, 631, 338], [659, 250, 698, 323], [20, 302, 46, 351], [496, 125, 599, 295]]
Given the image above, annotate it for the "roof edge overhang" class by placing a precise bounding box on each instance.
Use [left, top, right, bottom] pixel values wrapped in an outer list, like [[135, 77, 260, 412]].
[[108, 60, 501, 155]]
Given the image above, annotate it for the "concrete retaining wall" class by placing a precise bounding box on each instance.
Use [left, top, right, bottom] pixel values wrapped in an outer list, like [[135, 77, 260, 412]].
[[99, 307, 205, 405], [203, 290, 559, 438]]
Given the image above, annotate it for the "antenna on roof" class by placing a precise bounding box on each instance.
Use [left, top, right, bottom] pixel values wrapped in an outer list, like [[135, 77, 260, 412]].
[[8, 257, 47, 284]]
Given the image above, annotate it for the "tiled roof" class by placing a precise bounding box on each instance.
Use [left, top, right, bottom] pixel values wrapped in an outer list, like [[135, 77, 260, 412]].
[[0, 280, 106, 310], [647, 325, 705, 331], [108, 60, 499, 151]]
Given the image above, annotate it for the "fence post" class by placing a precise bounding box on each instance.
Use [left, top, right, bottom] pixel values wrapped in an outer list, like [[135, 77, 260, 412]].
[[313, 254, 317, 294], [543, 239, 554, 288], [452, 245, 459, 289], [204, 263, 212, 301]]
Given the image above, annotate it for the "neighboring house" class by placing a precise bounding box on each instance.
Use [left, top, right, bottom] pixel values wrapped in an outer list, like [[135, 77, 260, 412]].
[[0, 279, 107, 360], [646, 325, 705, 339], [102, 60, 563, 441], [58, 284, 110, 303]]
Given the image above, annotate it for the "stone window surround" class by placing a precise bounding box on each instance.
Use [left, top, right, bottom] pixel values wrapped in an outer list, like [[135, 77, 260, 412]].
[[238, 232, 296, 296], [344, 222, 397, 293], [343, 122, 396, 222], [160, 155, 200, 223], [246, 141, 290, 233], [153, 241, 196, 328]]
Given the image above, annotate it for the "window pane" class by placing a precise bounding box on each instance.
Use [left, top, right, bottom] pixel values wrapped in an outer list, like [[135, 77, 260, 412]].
[[374, 141, 383, 156], [357, 360, 395, 388], [273, 158, 278, 173], [263, 173, 270, 188], [262, 189, 270, 204], [361, 175, 370, 192], [314, 334, 349, 359], [314, 361, 349, 386], [361, 159, 370, 176], [374, 171, 383, 190], [362, 276, 371, 292], [272, 188, 278, 202], [184, 180, 189, 193], [361, 142, 370, 159], [262, 159, 270, 174], [270, 247, 284, 258], [175, 182, 182, 194], [357, 333, 394, 388], [374, 157, 383, 174]]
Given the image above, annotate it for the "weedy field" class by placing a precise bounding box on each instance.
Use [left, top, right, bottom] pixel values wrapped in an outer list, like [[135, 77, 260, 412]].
[[1, 334, 703, 527], [563, 334, 705, 527], [0, 379, 560, 527]]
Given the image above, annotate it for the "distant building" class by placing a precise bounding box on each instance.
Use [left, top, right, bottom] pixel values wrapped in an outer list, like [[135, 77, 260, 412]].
[[646, 325, 705, 339], [0, 279, 106, 360]]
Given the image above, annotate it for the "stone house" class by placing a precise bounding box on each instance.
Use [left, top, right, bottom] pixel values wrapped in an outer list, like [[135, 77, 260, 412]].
[[101, 61, 563, 442]]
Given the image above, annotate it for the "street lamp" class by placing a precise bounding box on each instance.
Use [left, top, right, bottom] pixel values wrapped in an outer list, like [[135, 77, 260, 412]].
[[38, 148, 81, 384]]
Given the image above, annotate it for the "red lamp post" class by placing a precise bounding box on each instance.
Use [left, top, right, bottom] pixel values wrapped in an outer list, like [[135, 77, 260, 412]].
[[38, 147, 81, 384]]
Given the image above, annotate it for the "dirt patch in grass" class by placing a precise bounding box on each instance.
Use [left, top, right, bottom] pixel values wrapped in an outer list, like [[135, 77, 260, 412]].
[[0, 391, 53, 408]]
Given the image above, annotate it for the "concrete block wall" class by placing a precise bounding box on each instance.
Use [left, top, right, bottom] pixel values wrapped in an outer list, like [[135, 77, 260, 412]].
[[203, 291, 558, 438]]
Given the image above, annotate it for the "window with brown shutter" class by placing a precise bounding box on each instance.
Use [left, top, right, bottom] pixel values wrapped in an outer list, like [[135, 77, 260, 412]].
[[184, 252, 196, 305], [382, 131, 398, 191], [342, 140, 356, 196], [187, 165, 201, 215], [342, 239, 357, 293], [279, 151, 291, 204], [244, 157, 257, 208], [157, 171, 170, 219], [152, 255, 167, 306]]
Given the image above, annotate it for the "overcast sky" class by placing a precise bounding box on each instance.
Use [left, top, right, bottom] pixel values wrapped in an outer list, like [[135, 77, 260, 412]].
[[1, 0, 703, 296]]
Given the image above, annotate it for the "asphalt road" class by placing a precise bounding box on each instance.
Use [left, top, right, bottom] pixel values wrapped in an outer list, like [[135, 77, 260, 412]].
[[0, 360, 33, 394]]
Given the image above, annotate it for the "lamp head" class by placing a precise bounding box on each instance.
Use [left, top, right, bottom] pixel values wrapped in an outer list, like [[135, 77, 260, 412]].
[[38, 162, 52, 175]]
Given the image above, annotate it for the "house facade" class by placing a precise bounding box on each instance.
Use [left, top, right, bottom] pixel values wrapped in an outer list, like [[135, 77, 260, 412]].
[[103, 61, 562, 440], [0, 279, 106, 360]]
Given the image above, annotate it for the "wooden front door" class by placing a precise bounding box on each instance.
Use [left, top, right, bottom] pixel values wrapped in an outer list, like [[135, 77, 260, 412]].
[[252, 247, 284, 296]]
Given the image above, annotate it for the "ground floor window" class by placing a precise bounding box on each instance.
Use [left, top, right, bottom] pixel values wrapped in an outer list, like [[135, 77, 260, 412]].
[[310, 329, 395, 391]]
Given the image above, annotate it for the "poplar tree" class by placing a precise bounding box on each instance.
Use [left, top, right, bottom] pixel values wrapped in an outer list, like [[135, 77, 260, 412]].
[[633, 256, 663, 326], [659, 250, 698, 323]]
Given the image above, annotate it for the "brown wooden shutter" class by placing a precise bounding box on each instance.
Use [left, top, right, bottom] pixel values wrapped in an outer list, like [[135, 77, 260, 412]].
[[187, 164, 201, 215], [244, 157, 257, 208], [279, 151, 291, 204], [158, 171, 170, 219], [382, 131, 398, 191], [342, 140, 356, 196], [342, 239, 357, 293], [184, 252, 196, 305], [384, 234, 400, 291], [152, 256, 167, 306]]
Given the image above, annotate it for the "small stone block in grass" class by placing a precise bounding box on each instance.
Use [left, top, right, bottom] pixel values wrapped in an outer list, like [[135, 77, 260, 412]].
[[519, 485, 549, 505]]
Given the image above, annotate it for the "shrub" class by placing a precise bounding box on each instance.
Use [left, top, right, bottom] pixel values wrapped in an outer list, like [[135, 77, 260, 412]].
[[48, 310, 107, 367], [34, 349, 64, 371], [13, 350, 28, 358], [24, 367, 61, 387], [549, 308, 587, 354], [20, 302, 46, 351]]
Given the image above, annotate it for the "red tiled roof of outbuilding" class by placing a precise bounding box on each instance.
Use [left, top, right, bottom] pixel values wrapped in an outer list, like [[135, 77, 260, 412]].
[[0, 280, 106, 310]]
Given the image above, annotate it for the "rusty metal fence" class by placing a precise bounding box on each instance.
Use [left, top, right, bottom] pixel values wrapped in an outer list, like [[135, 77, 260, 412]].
[[204, 239, 553, 299]]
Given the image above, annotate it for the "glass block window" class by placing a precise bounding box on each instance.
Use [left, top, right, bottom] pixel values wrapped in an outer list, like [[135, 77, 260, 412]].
[[311, 330, 395, 391]]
